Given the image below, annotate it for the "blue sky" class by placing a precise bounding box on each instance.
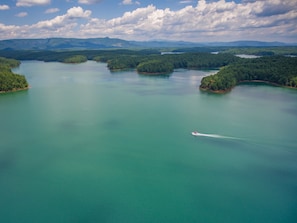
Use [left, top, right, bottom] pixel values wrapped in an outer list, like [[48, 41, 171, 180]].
[[0, 0, 296, 42]]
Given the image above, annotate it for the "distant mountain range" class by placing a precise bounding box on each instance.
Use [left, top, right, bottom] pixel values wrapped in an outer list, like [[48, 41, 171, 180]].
[[0, 37, 295, 50]]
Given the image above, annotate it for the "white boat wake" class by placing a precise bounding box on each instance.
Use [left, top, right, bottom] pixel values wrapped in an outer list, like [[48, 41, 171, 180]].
[[191, 131, 239, 139]]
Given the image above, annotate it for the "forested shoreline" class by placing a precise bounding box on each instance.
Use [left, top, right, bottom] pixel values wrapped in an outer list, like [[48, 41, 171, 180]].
[[104, 53, 239, 74], [200, 56, 297, 93], [0, 47, 296, 93], [0, 57, 29, 93]]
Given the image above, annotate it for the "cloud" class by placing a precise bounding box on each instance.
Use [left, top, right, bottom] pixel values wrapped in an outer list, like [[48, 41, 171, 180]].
[[67, 6, 91, 18], [122, 0, 133, 5], [16, 0, 51, 7], [0, 23, 21, 39], [33, 6, 91, 31], [121, 0, 140, 5], [0, 5, 10, 10], [0, 6, 92, 39], [179, 1, 193, 4], [80, 0, 297, 42], [16, 12, 28, 17], [254, 0, 296, 17], [1, 0, 297, 42], [78, 0, 103, 4], [45, 8, 60, 14]]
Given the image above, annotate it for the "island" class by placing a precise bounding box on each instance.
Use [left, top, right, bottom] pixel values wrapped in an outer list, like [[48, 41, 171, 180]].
[[0, 57, 29, 93]]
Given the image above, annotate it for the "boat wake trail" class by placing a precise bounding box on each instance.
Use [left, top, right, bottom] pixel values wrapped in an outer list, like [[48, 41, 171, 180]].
[[192, 132, 240, 140]]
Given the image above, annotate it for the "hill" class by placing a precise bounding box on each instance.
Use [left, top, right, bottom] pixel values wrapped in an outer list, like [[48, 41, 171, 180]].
[[0, 37, 134, 50], [0, 38, 295, 50]]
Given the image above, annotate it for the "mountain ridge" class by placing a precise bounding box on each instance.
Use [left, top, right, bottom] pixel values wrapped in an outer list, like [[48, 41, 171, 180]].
[[0, 37, 295, 50]]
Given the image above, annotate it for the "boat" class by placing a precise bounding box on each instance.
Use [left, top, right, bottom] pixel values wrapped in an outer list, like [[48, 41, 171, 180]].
[[191, 131, 200, 136]]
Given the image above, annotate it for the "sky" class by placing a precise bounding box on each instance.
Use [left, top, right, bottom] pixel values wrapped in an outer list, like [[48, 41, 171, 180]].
[[0, 0, 296, 43]]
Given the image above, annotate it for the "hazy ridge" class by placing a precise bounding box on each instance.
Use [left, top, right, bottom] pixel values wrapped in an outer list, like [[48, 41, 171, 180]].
[[0, 37, 295, 50]]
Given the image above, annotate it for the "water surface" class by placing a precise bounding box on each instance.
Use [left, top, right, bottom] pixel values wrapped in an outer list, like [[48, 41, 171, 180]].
[[0, 61, 296, 223]]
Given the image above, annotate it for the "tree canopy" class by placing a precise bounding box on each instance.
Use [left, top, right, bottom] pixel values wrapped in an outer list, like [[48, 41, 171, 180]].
[[0, 57, 28, 92], [105, 52, 239, 74], [137, 60, 174, 74], [63, 55, 87, 63], [200, 56, 297, 92]]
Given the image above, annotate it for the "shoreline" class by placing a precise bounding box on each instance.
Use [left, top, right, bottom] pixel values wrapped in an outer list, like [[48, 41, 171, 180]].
[[200, 80, 297, 94], [0, 86, 30, 94], [237, 80, 281, 87], [199, 87, 231, 94], [137, 71, 172, 76], [238, 80, 297, 90]]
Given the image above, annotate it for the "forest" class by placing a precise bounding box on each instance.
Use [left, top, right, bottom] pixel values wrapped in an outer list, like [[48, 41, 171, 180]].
[[0, 47, 296, 93], [0, 49, 239, 74], [0, 57, 28, 92], [200, 56, 297, 92], [104, 52, 239, 74]]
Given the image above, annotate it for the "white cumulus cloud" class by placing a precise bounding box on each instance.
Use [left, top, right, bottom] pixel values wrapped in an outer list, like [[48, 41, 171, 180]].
[[16, 0, 51, 7], [67, 6, 91, 18], [32, 6, 91, 36], [80, 0, 297, 42], [0, 5, 10, 10], [1, 0, 296, 42], [0, 23, 22, 39]]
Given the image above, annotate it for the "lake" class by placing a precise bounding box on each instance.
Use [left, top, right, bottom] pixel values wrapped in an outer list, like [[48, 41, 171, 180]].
[[1, 61, 297, 223]]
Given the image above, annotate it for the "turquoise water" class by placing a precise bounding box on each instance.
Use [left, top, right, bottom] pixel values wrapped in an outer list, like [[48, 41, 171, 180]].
[[1, 61, 297, 223]]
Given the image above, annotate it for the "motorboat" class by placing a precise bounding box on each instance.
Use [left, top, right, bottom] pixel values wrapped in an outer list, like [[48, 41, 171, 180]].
[[191, 131, 200, 136]]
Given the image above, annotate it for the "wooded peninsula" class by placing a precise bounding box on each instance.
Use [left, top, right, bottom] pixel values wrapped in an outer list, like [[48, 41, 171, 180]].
[[0, 46, 296, 93], [0, 57, 28, 93]]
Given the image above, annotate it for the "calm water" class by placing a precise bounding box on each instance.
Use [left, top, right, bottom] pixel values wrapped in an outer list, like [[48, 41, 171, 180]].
[[1, 61, 297, 223]]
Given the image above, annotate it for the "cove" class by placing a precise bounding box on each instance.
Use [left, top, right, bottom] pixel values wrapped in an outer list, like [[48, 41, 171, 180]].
[[0, 61, 296, 223]]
